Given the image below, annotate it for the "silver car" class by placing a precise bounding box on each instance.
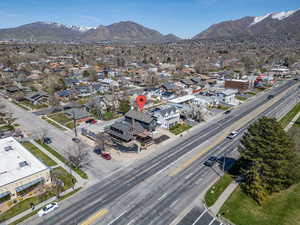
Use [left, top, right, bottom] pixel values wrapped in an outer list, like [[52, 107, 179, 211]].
[[38, 202, 58, 217]]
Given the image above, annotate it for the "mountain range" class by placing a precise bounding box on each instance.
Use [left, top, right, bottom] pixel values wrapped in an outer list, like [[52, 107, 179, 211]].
[[0, 21, 181, 43], [1, 8, 300, 42], [193, 8, 300, 40]]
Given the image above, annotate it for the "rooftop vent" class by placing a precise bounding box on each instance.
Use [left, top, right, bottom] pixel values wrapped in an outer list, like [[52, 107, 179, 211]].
[[19, 161, 28, 168], [4, 146, 13, 151]]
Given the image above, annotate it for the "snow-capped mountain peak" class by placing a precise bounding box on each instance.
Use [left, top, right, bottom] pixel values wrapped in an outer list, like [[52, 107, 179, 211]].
[[249, 13, 271, 26], [249, 8, 300, 26], [271, 9, 299, 20]]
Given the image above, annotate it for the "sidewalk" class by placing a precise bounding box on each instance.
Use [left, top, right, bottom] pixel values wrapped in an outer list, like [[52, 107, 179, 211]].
[[284, 110, 300, 131], [209, 181, 239, 215], [2, 187, 79, 225], [30, 140, 87, 188]]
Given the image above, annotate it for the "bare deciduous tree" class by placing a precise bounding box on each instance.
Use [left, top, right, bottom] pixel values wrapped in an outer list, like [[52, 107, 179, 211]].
[[67, 144, 90, 169]]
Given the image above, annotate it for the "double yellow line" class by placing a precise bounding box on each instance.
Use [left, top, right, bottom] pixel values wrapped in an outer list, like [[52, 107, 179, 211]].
[[80, 209, 108, 225]]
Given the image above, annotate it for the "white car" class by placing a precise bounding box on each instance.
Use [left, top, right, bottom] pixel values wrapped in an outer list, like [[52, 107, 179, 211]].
[[38, 202, 58, 217], [227, 130, 239, 139]]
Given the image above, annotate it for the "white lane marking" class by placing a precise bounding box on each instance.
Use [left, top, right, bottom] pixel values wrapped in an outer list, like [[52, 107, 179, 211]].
[[170, 199, 179, 207], [107, 210, 128, 225], [208, 218, 216, 225], [192, 209, 207, 225], [126, 218, 136, 225], [158, 193, 168, 201], [185, 173, 194, 179]]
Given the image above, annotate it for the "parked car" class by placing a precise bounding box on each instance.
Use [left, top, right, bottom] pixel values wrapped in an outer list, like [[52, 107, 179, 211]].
[[224, 110, 231, 114], [38, 202, 58, 217], [204, 156, 218, 167], [43, 137, 52, 144], [72, 137, 81, 143], [267, 95, 274, 100], [94, 148, 102, 155], [101, 152, 111, 160], [227, 130, 239, 139], [85, 119, 97, 124]]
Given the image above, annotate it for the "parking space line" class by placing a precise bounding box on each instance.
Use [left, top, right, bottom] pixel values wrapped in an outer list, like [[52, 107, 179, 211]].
[[192, 209, 207, 225]]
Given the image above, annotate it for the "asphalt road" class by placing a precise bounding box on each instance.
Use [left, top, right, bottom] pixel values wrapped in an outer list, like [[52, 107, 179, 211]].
[[17, 80, 299, 225]]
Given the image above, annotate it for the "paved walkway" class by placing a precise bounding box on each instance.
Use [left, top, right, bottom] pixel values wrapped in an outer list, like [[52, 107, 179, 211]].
[[2, 187, 79, 225], [30, 140, 87, 188], [209, 181, 239, 215], [284, 110, 300, 131]]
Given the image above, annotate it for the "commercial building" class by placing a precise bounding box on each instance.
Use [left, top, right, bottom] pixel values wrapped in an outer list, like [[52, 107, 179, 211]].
[[224, 79, 249, 92], [0, 137, 51, 202]]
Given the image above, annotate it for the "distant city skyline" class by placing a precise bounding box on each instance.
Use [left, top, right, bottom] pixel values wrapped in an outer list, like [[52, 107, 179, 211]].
[[0, 0, 299, 38]]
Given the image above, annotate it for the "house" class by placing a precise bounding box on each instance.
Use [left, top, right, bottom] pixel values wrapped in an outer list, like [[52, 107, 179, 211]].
[[125, 110, 156, 131], [64, 78, 79, 88], [24, 91, 48, 105], [100, 79, 119, 88], [64, 108, 92, 123], [180, 79, 194, 88], [153, 106, 180, 129], [193, 95, 219, 108], [74, 86, 92, 97], [161, 82, 177, 92], [55, 90, 72, 99], [6, 86, 20, 93], [216, 89, 238, 105]]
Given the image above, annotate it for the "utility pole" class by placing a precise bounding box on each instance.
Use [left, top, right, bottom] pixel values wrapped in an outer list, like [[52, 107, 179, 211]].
[[72, 110, 77, 137]]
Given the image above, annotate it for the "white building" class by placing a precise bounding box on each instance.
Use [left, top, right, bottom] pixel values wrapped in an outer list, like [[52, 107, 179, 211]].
[[193, 95, 219, 108], [0, 137, 51, 201], [154, 106, 180, 129], [217, 89, 238, 105], [168, 95, 195, 104]]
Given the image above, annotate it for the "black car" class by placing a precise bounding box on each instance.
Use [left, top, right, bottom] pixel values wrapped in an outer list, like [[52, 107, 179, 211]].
[[204, 156, 218, 167], [72, 138, 81, 143], [93, 148, 102, 155], [267, 95, 274, 100], [43, 137, 52, 144], [224, 110, 231, 114]]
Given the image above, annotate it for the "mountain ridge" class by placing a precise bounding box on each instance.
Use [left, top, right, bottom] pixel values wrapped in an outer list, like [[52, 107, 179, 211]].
[[0, 21, 181, 43], [193, 8, 300, 40]]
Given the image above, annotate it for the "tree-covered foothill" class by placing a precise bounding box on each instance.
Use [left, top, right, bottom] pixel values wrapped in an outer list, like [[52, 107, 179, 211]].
[[238, 117, 300, 204]]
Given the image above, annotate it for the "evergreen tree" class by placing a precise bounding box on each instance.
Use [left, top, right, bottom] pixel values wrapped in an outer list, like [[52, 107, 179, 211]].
[[238, 117, 300, 204]]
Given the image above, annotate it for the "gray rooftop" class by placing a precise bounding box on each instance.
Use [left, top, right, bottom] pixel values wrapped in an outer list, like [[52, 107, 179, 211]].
[[125, 110, 154, 124]]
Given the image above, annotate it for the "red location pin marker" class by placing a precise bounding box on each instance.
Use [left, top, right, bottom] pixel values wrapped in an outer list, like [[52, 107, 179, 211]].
[[136, 95, 147, 112]]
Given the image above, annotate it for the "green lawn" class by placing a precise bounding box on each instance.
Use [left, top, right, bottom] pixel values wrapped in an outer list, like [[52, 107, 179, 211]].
[[217, 105, 230, 111], [22, 142, 57, 167], [235, 95, 247, 101], [0, 125, 15, 131], [37, 141, 88, 179], [8, 188, 82, 225], [244, 91, 256, 96], [51, 167, 76, 190], [205, 174, 233, 207], [65, 121, 76, 129], [279, 102, 300, 128], [0, 192, 54, 223], [169, 123, 192, 135], [220, 121, 300, 225], [12, 101, 30, 110], [220, 184, 300, 225], [48, 112, 72, 125], [41, 117, 67, 131]]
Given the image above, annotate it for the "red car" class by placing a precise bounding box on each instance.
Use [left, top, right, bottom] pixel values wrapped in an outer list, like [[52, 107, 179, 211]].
[[91, 119, 97, 124], [101, 153, 111, 160]]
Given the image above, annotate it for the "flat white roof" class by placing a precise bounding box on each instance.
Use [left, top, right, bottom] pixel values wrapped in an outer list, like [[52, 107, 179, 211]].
[[226, 79, 249, 82], [169, 95, 195, 104], [0, 137, 49, 187]]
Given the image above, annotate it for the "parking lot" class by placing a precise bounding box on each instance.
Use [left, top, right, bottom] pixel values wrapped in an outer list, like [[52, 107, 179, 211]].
[[177, 207, 223, 225]]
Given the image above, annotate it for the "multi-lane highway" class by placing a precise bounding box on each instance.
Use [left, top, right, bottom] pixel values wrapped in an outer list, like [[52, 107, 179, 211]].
[[20, 80, 298, 225]]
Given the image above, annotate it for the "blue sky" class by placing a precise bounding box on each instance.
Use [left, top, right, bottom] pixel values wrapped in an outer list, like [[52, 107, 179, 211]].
[[0, 0, 299, 38]]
